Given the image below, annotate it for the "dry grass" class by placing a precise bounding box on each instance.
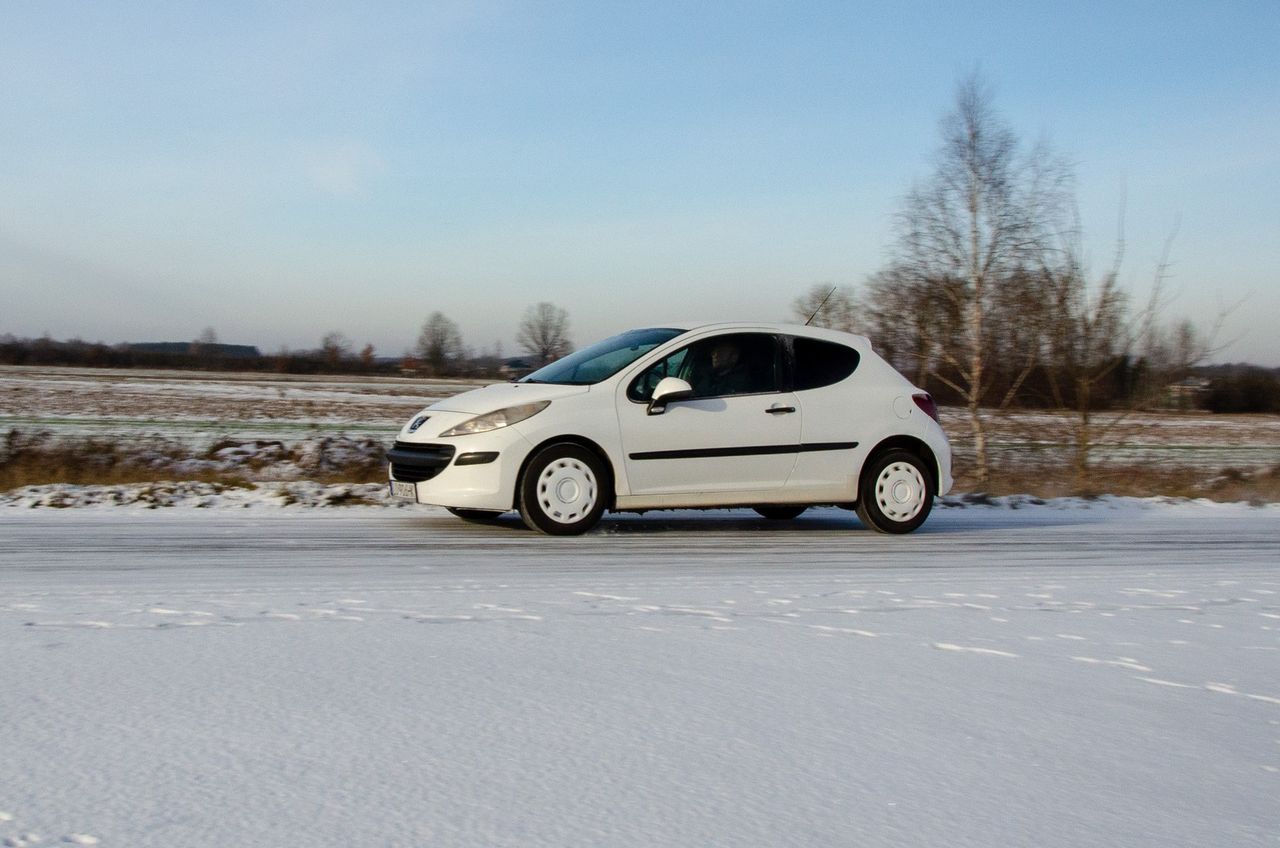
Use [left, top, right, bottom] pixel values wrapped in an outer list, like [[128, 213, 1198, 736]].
[[7, 441, 1276, 504], [955, 463, 1280, 504], [0, 455, 388, 490], [0, 441, 251, 490], [4, 418, 1277, 503], [0, 433, 387, 490]]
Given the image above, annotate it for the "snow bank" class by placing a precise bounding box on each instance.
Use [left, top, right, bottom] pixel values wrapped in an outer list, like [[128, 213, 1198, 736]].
[[2, 482, 1274, 511], [0, 481, 405, 509], [939, 491, 1279, 511], [2, 431, 389, 480]]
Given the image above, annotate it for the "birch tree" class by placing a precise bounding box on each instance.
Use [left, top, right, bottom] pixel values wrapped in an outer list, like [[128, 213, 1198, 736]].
[[889, 73, 1069, 485]]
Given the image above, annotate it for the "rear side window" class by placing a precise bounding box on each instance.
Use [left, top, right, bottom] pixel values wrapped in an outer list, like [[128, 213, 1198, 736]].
[[791, 337, 860, 391]]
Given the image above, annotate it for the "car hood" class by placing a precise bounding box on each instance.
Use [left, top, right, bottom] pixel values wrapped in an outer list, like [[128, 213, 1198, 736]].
[[426, 382, 590, 415]]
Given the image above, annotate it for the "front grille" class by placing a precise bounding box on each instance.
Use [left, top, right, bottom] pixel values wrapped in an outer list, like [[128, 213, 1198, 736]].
[[392, 464, 445, 484], [387, 441, 456, 484]]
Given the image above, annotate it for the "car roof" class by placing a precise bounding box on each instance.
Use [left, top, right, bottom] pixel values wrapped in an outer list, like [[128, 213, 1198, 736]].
[[652, 320, 873, 348]]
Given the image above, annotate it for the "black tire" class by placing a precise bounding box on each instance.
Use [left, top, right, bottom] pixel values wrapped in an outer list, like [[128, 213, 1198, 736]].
[[446, 507, 505, 523], [518, 444, 608, 535], [855, 449, 934, 534], [753, 505, 808, 520]]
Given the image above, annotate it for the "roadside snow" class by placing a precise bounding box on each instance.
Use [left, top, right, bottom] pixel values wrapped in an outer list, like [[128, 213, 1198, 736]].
[[3, 481, 1276, 513]]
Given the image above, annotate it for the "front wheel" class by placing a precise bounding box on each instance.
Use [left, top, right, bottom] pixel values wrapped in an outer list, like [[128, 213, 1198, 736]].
[[856, 449, 934, 534], [518, 444, 608, 535]]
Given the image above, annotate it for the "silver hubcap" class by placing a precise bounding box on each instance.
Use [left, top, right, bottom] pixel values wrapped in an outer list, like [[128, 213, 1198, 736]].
[[537, 458, 597, 524], [875, 461, 926, 522]]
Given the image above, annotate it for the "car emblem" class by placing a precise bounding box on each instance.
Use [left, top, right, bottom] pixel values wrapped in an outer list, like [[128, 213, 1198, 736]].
[[408, 415, 430, 433]]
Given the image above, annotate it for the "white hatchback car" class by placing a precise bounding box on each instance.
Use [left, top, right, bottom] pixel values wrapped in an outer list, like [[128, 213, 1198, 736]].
[[388, 322, 952, 535]]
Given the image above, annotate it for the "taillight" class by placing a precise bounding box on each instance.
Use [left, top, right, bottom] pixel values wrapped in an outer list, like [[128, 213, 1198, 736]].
[[912, 393, 939, 423]]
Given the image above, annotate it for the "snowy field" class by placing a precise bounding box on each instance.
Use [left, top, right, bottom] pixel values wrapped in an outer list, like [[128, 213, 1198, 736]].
[[3, 500, 1278, 847], [4, 364, 1278, 472], [0, 364, 468, 445]]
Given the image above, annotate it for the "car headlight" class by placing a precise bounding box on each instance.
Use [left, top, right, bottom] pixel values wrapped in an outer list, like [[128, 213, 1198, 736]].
[[439, 401, 551, 437]]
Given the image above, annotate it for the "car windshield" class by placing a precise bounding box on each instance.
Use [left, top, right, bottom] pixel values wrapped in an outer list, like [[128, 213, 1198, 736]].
[[519, 328, 685, 386]]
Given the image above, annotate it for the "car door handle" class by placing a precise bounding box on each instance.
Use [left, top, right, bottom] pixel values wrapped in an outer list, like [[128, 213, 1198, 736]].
[[766, 405, 796, 414]]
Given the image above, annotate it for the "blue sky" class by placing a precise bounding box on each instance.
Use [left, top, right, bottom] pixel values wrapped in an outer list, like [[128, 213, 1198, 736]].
[[2, 0, 1277, 363]]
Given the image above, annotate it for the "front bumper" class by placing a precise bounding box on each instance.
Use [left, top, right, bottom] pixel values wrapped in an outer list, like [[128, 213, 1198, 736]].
[[387, 426, 533, 511]]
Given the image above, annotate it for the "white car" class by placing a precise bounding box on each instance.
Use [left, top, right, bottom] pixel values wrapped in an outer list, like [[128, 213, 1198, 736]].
[[388, 322, 952, 535]]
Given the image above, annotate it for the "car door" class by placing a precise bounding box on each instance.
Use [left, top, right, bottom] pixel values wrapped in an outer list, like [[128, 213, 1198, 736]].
[[616, 332, 802, 495]]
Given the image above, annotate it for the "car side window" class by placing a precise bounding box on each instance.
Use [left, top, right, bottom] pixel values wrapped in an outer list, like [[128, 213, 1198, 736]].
[[791, 337, 860, 391], [628, 333, 780, 401], [627, 348, 690, 402]]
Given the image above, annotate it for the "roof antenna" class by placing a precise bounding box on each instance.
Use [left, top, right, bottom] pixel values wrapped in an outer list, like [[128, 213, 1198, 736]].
[[804, 286, 837, 326]]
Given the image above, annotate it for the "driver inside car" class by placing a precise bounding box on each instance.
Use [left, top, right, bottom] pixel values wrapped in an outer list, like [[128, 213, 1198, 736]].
[[691, 340, 754, 397]]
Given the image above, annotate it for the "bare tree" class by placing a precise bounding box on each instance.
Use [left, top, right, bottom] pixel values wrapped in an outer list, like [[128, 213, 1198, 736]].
[[416, 312, 464, 376], [517, 302, 571, 365], [861, 263, 963, 389], [790, 284, 858, 332], [1040, 214, 1224, 486], [889, 72, 1070, 485], [1038, 215, 1133, 484], [320, 331, 351, 367], [359, 343, 376, 369]]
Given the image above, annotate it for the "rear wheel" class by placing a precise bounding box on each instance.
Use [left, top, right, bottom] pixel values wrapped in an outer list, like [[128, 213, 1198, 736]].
[[753, 505, 808, 520], [856, 449, 934, 534], [446, 507, 504, 523], [518, 444, 608, 535]]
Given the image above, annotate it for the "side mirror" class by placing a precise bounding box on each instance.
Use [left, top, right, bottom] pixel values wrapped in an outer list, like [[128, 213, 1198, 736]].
[[648, 377, 694, 415]]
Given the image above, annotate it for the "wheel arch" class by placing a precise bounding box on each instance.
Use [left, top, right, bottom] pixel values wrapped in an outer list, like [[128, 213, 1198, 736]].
[[513, 434, 618, 511], [860, 435, 940, 499]]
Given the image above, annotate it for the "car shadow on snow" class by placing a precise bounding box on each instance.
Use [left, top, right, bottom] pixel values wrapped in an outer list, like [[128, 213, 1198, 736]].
[[416, 504, 1117, 535]]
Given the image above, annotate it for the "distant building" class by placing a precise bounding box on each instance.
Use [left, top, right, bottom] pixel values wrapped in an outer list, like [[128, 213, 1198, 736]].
[[1166, 377, 1211, 409]]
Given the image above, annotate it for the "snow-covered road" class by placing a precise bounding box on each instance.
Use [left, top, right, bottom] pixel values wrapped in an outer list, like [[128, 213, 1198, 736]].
[[3, 504, 1278, 847]]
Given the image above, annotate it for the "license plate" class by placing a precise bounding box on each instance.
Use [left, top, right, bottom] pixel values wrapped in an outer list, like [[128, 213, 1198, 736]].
[[390, 481, 417, 500]]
